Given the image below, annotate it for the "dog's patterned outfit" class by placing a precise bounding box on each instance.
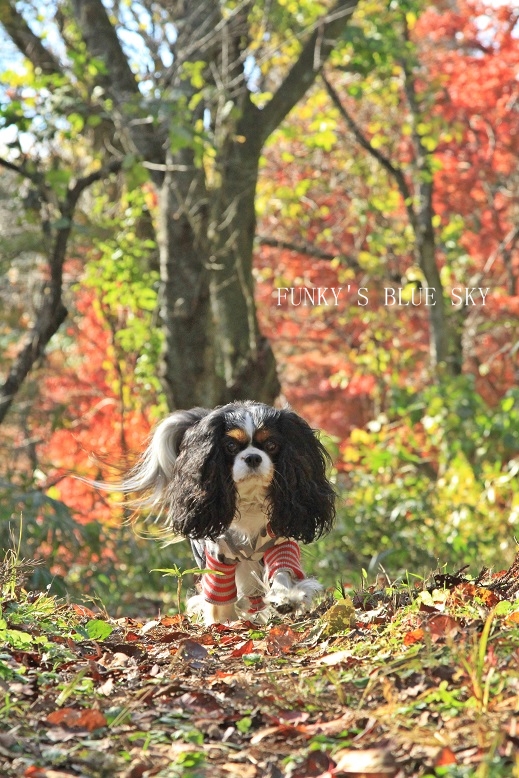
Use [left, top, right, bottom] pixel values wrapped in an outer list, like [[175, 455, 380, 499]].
[[190, 523, 304, 612]]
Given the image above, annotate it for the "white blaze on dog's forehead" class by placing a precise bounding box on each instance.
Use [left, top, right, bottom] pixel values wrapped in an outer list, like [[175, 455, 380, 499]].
[[243, 412, 255, 441]]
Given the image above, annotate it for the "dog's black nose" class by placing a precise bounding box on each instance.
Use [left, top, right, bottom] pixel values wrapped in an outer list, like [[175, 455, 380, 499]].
[[244, 453, 262, 469]]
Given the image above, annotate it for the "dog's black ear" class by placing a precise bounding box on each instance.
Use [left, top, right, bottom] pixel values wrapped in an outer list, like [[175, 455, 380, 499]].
[[165, 412, 236, 540], [267, 410, 335, 543]]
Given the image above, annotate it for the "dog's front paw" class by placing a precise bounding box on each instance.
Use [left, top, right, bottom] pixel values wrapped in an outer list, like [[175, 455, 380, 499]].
[[265, 572, 323, 615], [187, 594, 238, 626]]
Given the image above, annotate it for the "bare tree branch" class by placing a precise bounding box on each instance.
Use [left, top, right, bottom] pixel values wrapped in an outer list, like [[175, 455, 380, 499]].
[[321, 71, 417, 231], [0, 156, 41, 183], [0, 160, 122, 424], [0, 0, 63, 75], [254, 0, 359, 145], [257, 235, 360, 270], [70, 0, 166, 177]]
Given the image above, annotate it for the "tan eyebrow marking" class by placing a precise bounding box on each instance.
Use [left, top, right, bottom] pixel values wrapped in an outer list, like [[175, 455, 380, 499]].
[[254, 428, 272, 443], [226, 428, 248, 443]]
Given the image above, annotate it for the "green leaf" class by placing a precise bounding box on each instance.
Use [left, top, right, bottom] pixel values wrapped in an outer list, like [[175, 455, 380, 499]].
[[4, 630, 33, 650], [502, 396, 515, 413], [85, 619, 114, 641], [242, 654, 262, 666], [236, 716, 253, 733]]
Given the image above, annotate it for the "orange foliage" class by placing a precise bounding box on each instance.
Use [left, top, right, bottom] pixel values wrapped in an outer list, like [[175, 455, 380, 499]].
[[38, 288, 154, 522]]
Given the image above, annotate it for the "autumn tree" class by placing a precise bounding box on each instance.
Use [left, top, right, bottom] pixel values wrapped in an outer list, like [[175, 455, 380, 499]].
[[0, 0, 360, 421], [320, 0, 519, 372], [250, 0, 518, 442]]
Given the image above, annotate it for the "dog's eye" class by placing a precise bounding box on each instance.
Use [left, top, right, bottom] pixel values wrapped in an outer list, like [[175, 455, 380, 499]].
[[263, 439, 279, 454], [224, 439, 240, 455]]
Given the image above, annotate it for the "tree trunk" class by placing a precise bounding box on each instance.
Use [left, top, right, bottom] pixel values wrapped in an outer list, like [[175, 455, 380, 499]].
[[414, 186, 450, 369], [415, 184, 463, 374], [158, 122, 281, 409]]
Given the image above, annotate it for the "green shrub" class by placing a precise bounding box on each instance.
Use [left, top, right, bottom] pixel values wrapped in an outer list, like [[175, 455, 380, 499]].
[[310, 378, 519, 588]]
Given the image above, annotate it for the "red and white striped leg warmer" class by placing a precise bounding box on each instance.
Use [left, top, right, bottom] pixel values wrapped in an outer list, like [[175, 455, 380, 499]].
[[263, 540, 305, 581], [248, 595, 266, 614], [201, 553, 238, 605]]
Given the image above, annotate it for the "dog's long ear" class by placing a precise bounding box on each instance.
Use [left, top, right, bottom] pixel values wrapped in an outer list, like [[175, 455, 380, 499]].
[[267, 410, 335, 543], [123, 408, 209, 508], [165, 412, 236, 540]]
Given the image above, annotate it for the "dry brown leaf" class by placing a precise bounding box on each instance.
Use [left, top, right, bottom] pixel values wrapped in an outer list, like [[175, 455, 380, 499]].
[[316, 649, 354, 666], [221, 764, 257, 778], [426, 614, 461, 642], [334, 747, 398, 776]]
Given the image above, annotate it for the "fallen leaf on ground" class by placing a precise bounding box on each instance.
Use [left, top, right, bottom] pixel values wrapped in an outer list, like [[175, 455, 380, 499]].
[[291, 750, 335, 777], [316, 649, 354, 666], [267, 625, 299, 654], [403, 628, 424, 645], [46, 707, 107, 731], [221, 764, 257, 777], [176, 638, 209, 665], [320, 598, 356, 637], [333, 747, 398, 776], [231, 639, 255, 657], [427, 614, 462, 641], [434, 747, 457, 766]]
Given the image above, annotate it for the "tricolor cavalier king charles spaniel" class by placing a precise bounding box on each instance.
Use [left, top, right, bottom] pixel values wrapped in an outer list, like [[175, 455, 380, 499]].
[[122, 401, 335, 625]]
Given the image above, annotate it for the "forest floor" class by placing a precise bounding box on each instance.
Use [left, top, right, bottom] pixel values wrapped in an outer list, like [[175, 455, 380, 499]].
[[1, 556, 519, 778]]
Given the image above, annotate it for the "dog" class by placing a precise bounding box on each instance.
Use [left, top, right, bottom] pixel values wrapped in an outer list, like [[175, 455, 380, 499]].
[[120, 401, 335, 625]]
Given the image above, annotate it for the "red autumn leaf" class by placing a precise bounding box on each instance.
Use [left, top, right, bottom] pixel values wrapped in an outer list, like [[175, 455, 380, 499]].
[[220, 635, 243, 646], [160, 614, 185, 627], [434, 747, 457, 766], [72, 604, 97, 619], [449, 583, 500, 608], [74, 710, 107, 731], [214, 669, 235, 679], [230, 639, 255, 657], [197, 632, 216, 645], [160, 631, 190, 643], [266, 625, 299, 655], [403, 628, 424, 645], [46, 707, 107, 731], [46, 708, 78, 726]]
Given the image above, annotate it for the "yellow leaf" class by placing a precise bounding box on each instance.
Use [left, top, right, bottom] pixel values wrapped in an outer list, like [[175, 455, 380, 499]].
[[406, 11, 417, 30], [350, 428, 371, 445], [46, 486, 61, 500], [342, 446, 360, 463]]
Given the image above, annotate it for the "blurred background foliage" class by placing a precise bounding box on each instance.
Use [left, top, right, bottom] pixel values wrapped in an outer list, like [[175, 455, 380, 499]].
[[1, 0, 518, 614]]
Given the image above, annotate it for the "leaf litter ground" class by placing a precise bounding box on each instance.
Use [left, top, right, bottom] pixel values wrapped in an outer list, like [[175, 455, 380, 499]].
[[2, 556, 519, 778]]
